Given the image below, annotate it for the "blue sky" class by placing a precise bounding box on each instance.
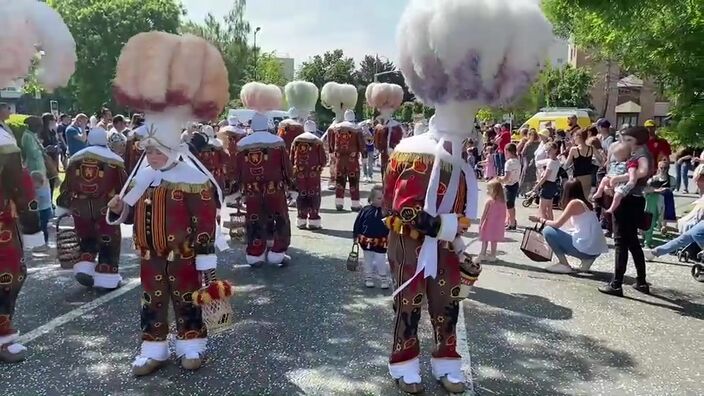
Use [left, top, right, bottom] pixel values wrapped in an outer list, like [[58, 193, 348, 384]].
[[181, 0, 407, 68]]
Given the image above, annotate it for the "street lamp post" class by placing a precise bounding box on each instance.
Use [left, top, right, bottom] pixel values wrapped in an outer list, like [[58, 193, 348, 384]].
[[253, 26, 261, 80]]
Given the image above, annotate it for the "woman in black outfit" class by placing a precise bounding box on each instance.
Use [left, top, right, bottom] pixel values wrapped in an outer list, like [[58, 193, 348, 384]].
[[598, 127, 654, 297], [564, 128, 594, 199]]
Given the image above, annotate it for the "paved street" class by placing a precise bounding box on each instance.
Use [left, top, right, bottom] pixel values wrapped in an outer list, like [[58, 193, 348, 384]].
[[1, 170, 703, 396]]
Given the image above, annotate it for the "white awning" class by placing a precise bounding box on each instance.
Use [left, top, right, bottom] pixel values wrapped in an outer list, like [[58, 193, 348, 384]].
[[617, 75, 644, 88], [615, 101, 642, 113]]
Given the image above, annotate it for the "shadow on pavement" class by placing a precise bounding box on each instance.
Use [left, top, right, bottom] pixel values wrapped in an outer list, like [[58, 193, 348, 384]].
[[465, 289, 638, 395], [625, 287, 704, 320], [471, 287, 573, 320]]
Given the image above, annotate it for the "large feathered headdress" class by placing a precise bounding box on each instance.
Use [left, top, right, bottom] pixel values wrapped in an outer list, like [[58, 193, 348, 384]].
[[366, 82, 404, 118], [0, 0, 76, 91], [397, 0, 553, 135], [284, 81, 319, 120], [321, 82, 358, 122]]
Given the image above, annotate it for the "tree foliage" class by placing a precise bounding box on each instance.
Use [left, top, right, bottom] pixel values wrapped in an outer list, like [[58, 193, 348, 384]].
[[543, 0, 704, 144], [533, 64, 594, 109], [297, 50, 356, 127], [48, 0, 183, 113]]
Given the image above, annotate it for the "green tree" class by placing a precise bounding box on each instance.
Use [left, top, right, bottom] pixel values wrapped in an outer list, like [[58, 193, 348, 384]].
[[533, 64, 594, 109], [543, 0, 704, 143], [48, 0, 183, 113], [297, 49, 356, 127], [244, 51, 287, 86], [181, 0, 251, 101]]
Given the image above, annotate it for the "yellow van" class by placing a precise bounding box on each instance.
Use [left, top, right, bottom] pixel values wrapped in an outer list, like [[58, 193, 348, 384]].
[[520, 108, 594, 132]]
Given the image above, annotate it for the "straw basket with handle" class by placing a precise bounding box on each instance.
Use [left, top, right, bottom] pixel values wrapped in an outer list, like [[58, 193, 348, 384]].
[[56, 213, 80, 269], [346, 242, 360, 272], [192, 269, 235, 336]]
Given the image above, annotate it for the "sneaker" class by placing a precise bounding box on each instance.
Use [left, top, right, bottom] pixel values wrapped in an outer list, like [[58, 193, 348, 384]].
[[472, 254, 486, 264], [597, 283, 623, 297], [364, 278, 375, 288], [545, 263, 573, 274], [632, 282, 650, 294], [578, 257, 596, 272], [380, 278, 390, 289], [32, 244, 49, 253], [486, 255, 497, 263], [643, 249, 656, 262]]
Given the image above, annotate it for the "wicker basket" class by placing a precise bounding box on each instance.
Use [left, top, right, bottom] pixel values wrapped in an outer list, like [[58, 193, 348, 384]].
[[199, 270, 234, 336], [56, 213, 80, 269]]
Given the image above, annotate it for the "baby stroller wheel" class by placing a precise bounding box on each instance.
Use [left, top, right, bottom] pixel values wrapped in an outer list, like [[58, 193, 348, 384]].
[[522, 198, 532, 208], [692, 264, 704, 282], [679, 251, 689, 263]]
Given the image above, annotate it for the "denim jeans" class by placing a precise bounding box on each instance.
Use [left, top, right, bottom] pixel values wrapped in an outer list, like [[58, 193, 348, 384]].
[[654, 221, 704, 257], [495, 152, 505, 176], [39, 208, 53, 243], [542, 226, 597, 260], [675, 162, 690, 192], [364, 154, 375, 178]]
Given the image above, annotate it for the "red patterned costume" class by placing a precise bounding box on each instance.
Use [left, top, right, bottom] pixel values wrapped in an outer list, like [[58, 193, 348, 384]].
[[327, 110, 367, 211], [218, 119, 247, 194], [109, 30, 231, 375], [366, 82, 405, 180], [291, 120, 327, 229], [0, 0, 76, 363], [231, 97, 296, 266], [387, 0, 552, 393], [374, 119, 405, 177], [56, 128, 128, 289], [191, 128, 228, 192], [278, 119, 304, 153], [0, 134, 43, 362]]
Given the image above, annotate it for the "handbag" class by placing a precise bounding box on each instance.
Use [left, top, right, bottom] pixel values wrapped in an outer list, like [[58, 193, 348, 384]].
[[520, 224, 553, 262], [346, 242, 360, 271], [639, 212, 653, 231]]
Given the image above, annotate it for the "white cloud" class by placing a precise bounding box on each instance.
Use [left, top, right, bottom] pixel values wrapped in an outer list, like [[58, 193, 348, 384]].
[[181, 0, 406, 70]]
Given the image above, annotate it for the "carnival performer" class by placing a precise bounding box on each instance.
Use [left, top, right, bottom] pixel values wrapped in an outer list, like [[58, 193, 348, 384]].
[[218, 116, 247, 195], [107, 31, 230, 375], [279, 80, 319, 152], [291, 120, 327, 229], [123, 113, 145, 175], [0, 0, 76, 363], [385, 0, 552, 393], [230, 82, 297, 267], [56, 127, 127, 290], [327, 109, 366, 211], [191, 124, 228, 191], [367, 82, 405, 179], [321, 82, 358, 191]]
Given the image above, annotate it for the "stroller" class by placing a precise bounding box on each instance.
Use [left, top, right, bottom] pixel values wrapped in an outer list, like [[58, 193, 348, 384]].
[[521, 166, 567, 208], [675, 242, 704, 282]]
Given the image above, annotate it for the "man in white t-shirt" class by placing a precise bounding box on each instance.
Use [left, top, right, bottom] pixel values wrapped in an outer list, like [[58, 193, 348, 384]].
[[499, 143, 521, 229]]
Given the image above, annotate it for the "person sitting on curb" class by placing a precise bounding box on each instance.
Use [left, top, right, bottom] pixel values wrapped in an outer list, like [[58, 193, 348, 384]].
[[529, 179, 608, 274]]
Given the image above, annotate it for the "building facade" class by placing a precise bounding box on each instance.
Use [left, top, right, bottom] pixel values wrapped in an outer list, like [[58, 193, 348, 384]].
[[569, 44, 670, 128]]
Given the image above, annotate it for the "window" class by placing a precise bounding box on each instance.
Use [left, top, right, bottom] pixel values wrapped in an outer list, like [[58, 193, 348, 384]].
[[654, 116, 668, 127], [616, 113, 639, 128]]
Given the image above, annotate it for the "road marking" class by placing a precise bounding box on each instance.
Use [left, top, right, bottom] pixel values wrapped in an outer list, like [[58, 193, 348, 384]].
[[456, 299, 476, 395], [17, 278, 141, 344]]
